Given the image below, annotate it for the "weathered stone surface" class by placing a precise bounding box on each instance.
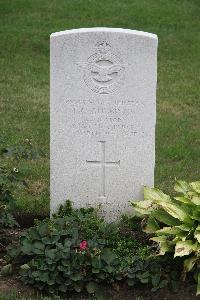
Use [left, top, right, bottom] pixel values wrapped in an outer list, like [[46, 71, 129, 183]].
[[50, 28, 158, 220]]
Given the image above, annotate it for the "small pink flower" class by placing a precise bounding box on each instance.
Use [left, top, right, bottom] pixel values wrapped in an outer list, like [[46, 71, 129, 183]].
[[79, 240, 88, 251]]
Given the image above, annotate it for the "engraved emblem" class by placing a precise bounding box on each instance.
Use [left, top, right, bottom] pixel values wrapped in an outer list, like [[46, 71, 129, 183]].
[[80, 41, 125, 94]]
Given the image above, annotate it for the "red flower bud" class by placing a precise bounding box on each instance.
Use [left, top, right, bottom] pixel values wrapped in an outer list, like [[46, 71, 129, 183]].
[[79, 240, 88, 251]]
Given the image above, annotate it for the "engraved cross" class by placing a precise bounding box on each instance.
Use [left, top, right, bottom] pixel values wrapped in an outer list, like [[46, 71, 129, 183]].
[[86, 141, 120, 198]]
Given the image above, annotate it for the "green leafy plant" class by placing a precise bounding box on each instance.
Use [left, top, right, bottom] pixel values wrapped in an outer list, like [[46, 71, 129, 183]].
[[1, 139, 42, 160], [4, 201, 180, 297], [132, 180, 200, 295], [6, 214, 121, 296]]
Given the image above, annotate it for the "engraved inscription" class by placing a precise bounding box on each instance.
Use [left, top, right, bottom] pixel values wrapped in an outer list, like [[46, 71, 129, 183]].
[[86, 141, 120, 198], [79, 41, 125, 94], [64, 98, 145, 136]]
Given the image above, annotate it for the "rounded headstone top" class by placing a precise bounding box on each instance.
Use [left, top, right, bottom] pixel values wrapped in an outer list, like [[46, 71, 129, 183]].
[[50, 27, 158, 41]]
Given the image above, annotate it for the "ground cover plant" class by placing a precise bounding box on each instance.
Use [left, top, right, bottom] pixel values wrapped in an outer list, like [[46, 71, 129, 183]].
[[1, 201, 182, 299], [132, 179, 200, 295], [0, 0, 199, 215]]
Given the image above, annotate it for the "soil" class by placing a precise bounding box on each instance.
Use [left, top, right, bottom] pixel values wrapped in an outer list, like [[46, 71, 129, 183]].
[[0, 223, 200, 299], [14, 212, 47, 228], [0, 276, 199, 300]]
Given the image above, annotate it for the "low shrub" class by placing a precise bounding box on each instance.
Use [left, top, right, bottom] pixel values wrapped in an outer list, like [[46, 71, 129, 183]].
[[4, 201, 181, 298], [132, 179, 200, 295]]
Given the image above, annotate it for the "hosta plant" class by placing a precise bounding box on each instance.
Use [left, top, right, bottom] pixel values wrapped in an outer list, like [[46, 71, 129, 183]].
[[131, 180, 200, 295]]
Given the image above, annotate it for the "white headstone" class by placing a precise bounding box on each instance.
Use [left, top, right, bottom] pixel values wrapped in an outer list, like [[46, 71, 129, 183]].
[[50, 28, 158, 220]]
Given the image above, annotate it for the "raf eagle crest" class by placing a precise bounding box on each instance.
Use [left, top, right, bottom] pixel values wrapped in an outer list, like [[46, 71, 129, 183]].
[[79, 41, 125, 94]]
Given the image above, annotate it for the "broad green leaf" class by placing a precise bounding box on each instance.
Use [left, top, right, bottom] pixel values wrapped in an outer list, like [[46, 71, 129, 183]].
[[131, 200, 155, 216], [38, 223, 49, 237], [190, 181, 200, 194], [152, 209, 181, 226], [175, 224, 190, 232], [156, 225, 190, 241], [34, 241, 45, 250], [150, 236, 174, 255], [174, 180, 191, 194], [45, 248, 57, 259], [21, 243, 33, 255], [190, 195, 200, 206], [191, 209, 200, 221], [155, 226, 181, 236], [184, 256, 197, 272], [150, 235, 167, 243], [174, 240, 197, 257], [155, 201, 192, 223], [29, 227, 41, 240], [174, 196, 191, 204], [143, 217, 160, 233], [143, 186, 171, 202]]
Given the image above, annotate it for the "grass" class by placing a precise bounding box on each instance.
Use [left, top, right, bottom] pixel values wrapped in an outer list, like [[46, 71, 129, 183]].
[[0, 0, 199, 215]]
